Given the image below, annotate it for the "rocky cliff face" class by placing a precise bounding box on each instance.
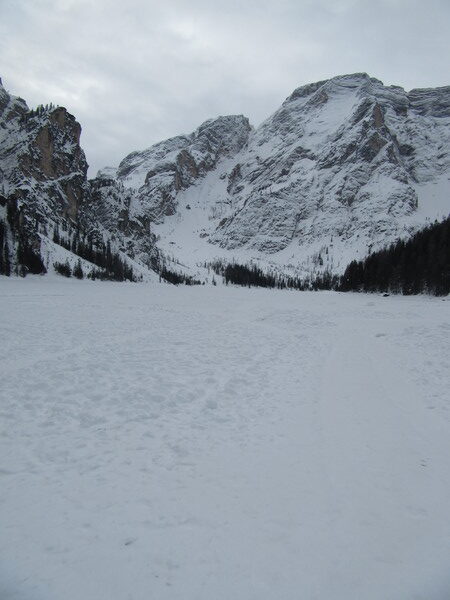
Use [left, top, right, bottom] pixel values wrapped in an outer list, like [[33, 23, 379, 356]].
[[0, 81, 89, 223], [209, 74, 444, 257], [85, 175, 159, 269], [0, 79, 94, 274], [108, 115, 252, 219]]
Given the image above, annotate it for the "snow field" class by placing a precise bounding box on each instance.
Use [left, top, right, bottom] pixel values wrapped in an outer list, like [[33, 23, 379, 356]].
[[0, 277, 449, 599]]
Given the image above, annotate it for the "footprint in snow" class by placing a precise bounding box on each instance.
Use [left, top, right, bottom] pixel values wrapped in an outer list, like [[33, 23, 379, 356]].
[[124, 537, 137, 546]]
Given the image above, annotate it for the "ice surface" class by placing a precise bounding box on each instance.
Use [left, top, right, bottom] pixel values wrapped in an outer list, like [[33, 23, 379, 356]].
[[0, 277, 449, 599]]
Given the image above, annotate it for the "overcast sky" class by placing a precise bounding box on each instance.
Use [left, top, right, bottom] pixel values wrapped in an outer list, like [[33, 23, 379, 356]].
[[1, 0, 449, 175]]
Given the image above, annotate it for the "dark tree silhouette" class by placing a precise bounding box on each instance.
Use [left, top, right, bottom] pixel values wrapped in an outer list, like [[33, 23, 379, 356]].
[[339, 216, 450, 296]]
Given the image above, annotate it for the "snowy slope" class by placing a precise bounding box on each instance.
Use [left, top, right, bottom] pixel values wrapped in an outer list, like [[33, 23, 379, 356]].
[[1, 278, 449, 599], [115, 115, 251, 221]]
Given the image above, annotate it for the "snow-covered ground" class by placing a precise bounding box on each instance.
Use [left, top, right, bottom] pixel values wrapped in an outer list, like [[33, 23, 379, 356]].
[[1, 277, 449, 600]]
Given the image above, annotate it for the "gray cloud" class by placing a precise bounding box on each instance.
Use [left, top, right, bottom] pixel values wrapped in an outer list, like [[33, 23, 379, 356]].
[[1, 0, 449, 175]]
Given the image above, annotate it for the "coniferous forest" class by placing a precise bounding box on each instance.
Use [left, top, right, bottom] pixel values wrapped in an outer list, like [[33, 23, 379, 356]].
[[159, 266, 201, 286], [53, 225, 135, 282], [209, 261, 339, 291], [340, 216, 450, 296]]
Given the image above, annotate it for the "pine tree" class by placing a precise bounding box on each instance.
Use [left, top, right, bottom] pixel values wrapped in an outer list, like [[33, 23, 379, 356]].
[[73, 259, 84, 279], [0, 222, 5, 275], [339, 216, 450, 296], [53, 225, 60, 245], [4, 236, 11, 277], [54, 261, 72, 277]]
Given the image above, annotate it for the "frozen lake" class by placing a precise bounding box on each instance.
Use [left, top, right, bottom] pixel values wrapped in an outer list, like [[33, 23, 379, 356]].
[[1, 277, 449, 599]]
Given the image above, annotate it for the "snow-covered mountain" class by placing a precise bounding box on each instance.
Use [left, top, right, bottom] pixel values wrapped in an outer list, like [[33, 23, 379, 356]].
[[94, 73, 449, 279], [1, 73, 449, 281]]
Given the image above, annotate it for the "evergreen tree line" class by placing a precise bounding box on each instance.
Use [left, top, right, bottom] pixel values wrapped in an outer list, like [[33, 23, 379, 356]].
[[159, 266, 201, 285], [224, 263, 278, 288], [53, 225, 135, 282], [340, 216, 450, 296], [25, 104, 57, 119], [53, 258, 140, 282], [219, 262, 339, 290], [208, 260, 315, 290], [54, 259, 85, 279]]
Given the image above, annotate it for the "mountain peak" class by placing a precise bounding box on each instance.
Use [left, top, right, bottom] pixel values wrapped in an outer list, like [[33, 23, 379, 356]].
[[286, 73, 385, 105]]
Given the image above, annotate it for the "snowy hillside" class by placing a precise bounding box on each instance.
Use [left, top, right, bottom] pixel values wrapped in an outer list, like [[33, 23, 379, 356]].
[[1, 277, 449, 599]]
